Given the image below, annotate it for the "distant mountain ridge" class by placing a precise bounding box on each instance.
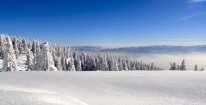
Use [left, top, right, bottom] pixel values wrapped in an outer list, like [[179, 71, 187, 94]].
[[71, 46, 102, 51], [72, 45, 206, 53]]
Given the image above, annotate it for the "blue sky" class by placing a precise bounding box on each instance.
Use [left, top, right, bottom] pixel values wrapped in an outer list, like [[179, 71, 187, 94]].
[[0, 0, 206, 47]]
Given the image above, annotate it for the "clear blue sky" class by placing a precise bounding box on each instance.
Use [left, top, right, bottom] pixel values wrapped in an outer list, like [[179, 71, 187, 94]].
[[0, 0, 206, 47]]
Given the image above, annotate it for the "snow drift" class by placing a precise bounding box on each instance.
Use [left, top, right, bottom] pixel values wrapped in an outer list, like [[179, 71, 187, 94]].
[[0, 71, 206, 105]]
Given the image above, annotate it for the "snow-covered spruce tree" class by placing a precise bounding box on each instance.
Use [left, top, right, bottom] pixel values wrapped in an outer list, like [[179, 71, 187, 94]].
[[26, 51, 34, 70], [126, 59, 131, 70], [23, 39, 29, 55], [139, 61, 143, 70], [12, 37, 20, 59], [131, 60, 136, 70], [107, 54, 119, 71], [17, 38, 24, 54], [118, 57, 123, 70], [64, 47, 74, 71], [194, 64, 198, 71], [110, 57, 119, 71], [31, 40, 37, 54], [106, 52, 112, 70], [76, 58, 82, 71], [92, 59, 96, 70], [176, 63, 179, 70], [56, 46, 62, 57], [150, 63, 154, 70], [32, 41, 41, 70], [180, 59, 186, 70], [145, 64, 149, 70], [135, 61, 140, 70], [200, 67, 204, 71], [61, 52, 67, 70], [85, 54, 96, 71], [0, 36, 3, 58], [73, 50, 80, 70], [0, 35, 8, 58], [22, 39, 27, 51], [95, 53, 102, 70], [50, 44, 56, 60], [2, 36, 17, 71], [101, 54, 109, 71], [83, 53, 88, 70], [54, 56, 62, 70], [35, 40, 41, 54], [122, 60, 128, 70], [35, 42, 57, 71], [135, 62, 140, 70], [144, 64, 149, 70], [67, 57, 76, 71], [0, 36, 4, 58], [170, 62, 177, 70], [54, 46, 62, 70], [28, 41, 32, 50]]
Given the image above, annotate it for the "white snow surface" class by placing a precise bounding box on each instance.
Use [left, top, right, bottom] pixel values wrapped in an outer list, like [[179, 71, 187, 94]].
[[0, 71, 206, 105]]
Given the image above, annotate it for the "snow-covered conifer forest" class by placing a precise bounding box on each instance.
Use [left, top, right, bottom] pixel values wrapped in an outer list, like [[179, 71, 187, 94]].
[[0, 34, 163, 71]]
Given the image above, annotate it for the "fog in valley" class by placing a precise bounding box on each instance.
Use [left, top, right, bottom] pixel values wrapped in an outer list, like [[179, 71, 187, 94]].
[[86, 51, 206, 70], [135, 53, 206, 70]]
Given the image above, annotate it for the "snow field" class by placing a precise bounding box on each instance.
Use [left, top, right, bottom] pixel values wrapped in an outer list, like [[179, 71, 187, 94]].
[[0, 71, 206, 105]]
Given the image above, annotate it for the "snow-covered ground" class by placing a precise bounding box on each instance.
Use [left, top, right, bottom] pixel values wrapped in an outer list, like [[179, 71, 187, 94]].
[[0, 71, 206, 105]]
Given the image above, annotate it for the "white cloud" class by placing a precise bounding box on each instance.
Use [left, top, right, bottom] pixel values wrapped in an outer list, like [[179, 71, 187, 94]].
[[178, 12, 206, 21], [188, 0, 206, 3]]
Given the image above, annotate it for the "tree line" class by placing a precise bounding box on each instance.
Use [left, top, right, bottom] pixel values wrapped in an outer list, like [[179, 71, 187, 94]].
[[0, 34, 204, 71], [0, 35, 161, 71]]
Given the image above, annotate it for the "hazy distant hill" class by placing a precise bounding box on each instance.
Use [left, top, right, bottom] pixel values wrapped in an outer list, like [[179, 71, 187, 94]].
[[71, 46, 102, 51], [72, 45, 206, 54]]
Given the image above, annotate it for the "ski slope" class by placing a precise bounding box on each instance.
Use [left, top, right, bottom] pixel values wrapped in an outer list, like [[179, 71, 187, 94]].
[[0, 71, 206, 105]]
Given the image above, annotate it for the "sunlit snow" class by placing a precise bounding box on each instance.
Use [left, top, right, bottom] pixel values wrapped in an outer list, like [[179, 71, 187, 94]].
[[0, 71, 206, 105]]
